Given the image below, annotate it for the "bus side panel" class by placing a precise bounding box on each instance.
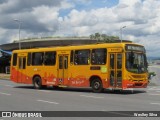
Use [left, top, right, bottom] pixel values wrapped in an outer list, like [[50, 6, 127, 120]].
[[10, 67, 18, 83], [68, 75, 90, 87], [22, 67, 32, 84], [18, 70, 32, 84], [43, 66, 58, 86], [68, 66, 90, 87], [10, 66, 32, 84], [68, 65, 109, 88], [25, 66, 58, 86], [102, 78, 109, 88]]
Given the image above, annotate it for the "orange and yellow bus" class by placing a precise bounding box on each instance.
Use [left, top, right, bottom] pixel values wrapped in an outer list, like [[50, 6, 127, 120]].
[[10, 42, 148, 92]]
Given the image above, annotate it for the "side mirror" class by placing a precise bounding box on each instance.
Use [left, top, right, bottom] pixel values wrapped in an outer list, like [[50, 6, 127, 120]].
[[148, 72, 156, 80]]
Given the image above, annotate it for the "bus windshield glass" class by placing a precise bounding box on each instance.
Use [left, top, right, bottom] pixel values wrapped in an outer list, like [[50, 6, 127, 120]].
[[126, 52, 147, 73]]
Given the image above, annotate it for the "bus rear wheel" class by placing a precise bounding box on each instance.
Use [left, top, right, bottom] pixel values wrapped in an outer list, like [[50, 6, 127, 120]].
[[33, 76, 43, 89], [91, 78, 104, 93]]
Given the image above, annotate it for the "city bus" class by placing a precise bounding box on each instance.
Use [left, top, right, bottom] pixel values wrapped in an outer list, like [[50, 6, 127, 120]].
[[10, 42, 149, 92]]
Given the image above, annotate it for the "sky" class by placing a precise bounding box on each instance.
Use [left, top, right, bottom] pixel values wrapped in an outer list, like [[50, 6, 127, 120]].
[[0, 0, 160, 57]]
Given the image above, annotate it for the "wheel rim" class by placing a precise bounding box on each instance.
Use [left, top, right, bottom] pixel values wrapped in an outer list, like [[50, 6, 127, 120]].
[[35, 79, 40, 88], [94, 81, 100, 89]]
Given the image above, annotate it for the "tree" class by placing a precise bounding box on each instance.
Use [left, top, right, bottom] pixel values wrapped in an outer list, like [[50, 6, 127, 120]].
[[90, 34, 95, 40], [90, 33, 119, 43], [95, 33, 101, 41]]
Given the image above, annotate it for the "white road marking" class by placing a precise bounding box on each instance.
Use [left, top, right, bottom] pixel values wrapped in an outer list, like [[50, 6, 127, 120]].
[[4, 85, 14, 87], [37, 100, 59, 104], [147, 87, 160, 91], [148, 87, 157, 90], [0, 92, 11, 96], [80, 95, 104, 99], [150, 103, 160, 105], [149, 94, 160, 96], [38, 90, 51, 93], [149, 66, 160, 68]]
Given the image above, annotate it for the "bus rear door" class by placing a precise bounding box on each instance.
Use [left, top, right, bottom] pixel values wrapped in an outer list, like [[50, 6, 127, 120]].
[[57, 52, 69, 86], [108, 48, 123, 89]]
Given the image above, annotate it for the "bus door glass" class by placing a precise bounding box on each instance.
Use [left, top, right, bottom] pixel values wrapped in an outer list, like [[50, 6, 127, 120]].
[[18, 56, 26, 83], [109, 53, 122, 88], [58, 55, 68, 85]]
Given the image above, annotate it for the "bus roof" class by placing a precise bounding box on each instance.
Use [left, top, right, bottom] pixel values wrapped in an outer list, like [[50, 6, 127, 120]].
[[12, 42, 144, 53]]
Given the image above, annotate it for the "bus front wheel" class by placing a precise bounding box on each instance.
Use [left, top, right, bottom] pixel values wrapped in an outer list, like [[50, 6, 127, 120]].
[[33, 76, 43, 89], [91, 78, 104, 93]]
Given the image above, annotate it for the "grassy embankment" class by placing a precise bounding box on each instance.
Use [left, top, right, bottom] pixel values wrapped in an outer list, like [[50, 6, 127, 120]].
[[0, 74, 10, 80]]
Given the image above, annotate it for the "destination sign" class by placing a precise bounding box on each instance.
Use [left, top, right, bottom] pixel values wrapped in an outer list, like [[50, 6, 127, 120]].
[[125, 44, 145, 52], [108, 48, 122, 52]]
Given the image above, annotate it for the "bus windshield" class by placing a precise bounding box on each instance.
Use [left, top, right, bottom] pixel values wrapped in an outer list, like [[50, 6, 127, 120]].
[[126, 52, 147, 73]]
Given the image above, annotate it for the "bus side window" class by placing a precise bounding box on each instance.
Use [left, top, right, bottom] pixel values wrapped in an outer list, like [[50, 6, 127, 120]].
[[32, 52, 44, 66], [12, 53, 17, 66], [27, 53, 32, 66], [91, 48, 107, 65], [44, 51, 56, 65], [74, 49, 90, 65], [70, 50, 74, 64]]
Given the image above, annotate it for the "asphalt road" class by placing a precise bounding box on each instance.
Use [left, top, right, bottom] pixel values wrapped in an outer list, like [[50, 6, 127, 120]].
[[0, 66, 160, 120]]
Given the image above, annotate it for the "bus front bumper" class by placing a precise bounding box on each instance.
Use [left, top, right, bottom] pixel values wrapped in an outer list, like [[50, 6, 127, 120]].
[[123, 80, 148, 89]]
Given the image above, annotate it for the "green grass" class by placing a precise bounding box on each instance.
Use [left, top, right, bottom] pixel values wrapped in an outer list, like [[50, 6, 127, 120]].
[[0, 74, 10, 80]]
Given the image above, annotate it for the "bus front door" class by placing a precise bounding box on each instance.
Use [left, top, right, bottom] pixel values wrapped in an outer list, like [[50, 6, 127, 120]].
[[18, 56, 26, 83], [58, 55, 68, 85], [109, 53, 122, 89]]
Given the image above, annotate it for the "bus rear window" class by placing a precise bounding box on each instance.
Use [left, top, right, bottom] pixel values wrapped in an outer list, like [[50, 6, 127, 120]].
[[12, 53, 17, 66]]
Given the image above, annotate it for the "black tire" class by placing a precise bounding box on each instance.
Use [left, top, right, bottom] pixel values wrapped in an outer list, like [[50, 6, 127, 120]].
[[113, 89, 122, 93], [91, 78, 104, 93], [53, 86, 60, 90], [33, 76, 43, 89]]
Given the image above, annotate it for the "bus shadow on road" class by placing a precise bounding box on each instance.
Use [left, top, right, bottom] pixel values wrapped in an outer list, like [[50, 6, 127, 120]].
[[104, 89, 147, 95], [14, 85, 35, 89], [13, 85, 147, 95]]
